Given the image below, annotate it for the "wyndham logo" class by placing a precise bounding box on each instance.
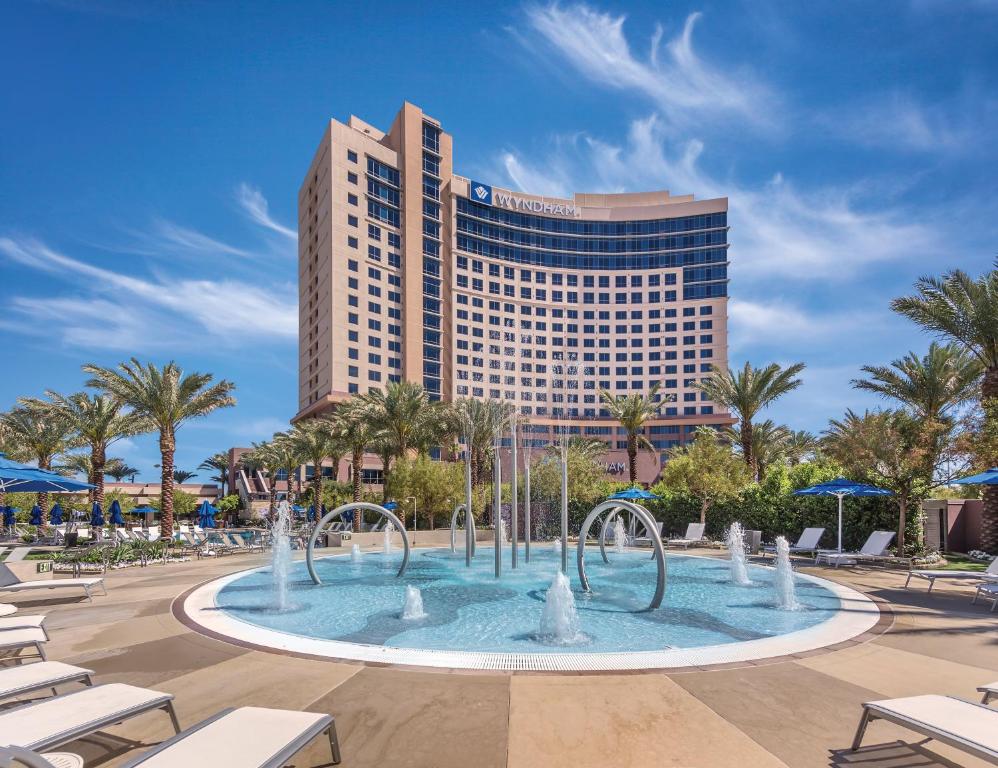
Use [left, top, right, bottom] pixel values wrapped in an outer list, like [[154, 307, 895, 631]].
[[470, 181, 492, 205]]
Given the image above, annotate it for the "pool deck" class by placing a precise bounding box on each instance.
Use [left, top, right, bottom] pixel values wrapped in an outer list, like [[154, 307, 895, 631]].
[[10, 548, 997, 768]]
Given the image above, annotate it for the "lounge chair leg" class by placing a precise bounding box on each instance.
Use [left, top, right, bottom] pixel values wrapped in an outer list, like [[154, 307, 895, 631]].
[[851, 708, 872, 751], [327, 723, 342, 765], [926, 579, 934, 593], [36, 642, 46, 662], [164, 701, 182, 734], [903, 573, 912, 589], [83, 586, 92, 603]]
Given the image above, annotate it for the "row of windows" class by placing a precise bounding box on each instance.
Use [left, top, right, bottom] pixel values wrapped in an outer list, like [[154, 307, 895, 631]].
[[457, 197, 727, 236], [449, 392, 715, 418], [453, 297, 713, 320], [455, 257, 680, 287]]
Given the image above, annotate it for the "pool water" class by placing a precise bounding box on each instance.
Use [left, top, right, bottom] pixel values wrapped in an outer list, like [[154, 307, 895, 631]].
[[214, 546, 843, 655]]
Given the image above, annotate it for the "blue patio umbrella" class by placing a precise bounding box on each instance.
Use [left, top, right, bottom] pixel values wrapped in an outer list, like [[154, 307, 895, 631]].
[[609, 487, 660, 501], [108, 500, 125, 526], [306, 505, 315, 522], [0, 453, 95, 494], [384, 501, 398, 511], [292, 505, 305, 513], [793, 477, 892, 553], [196, 499, 217, 529], [90, 502, 104, 527], [49, 503, 64, 525], [2, 507, 15, 527], [29, 505, 42, 526], [952, 467, 998, 485]]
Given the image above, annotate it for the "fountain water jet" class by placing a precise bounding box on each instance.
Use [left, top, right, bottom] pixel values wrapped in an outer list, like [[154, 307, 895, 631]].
[[400, 585, 427, 620], [383, 523, 394, 555], [350, 544, 362, 562], [726, 522, 752, 586], [538, 571, 585, 645], [613, 517, 627, 554], [552, 538, 562, 558], [774, 536, 800, 610], [270, 501, 293, 611]]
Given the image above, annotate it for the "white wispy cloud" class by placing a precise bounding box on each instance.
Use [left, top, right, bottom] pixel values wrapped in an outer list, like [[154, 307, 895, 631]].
[[495, 115, 937, 280], [236, 183, 297, 240], [521, 4, 776, 130], [0, 236, 297, 349]]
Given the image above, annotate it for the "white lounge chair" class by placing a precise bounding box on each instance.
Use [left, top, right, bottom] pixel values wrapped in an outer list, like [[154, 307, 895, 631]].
[[815, 531, 895, 568], [852, 694, 998, 763], [0, 629, 48, 664], [980, 682, 998, 705], [0, 683, 180, 752], [905, 557, 998, 592], [0, 607, 16, 618], [667, 523, 706, 549], [763, 527, 825, 556], [0, 661, 93, 702], [632, 521, 664, 548], [0, 616, 47, 637], [0, 564, 105, 603], [973, 582, 998, 612]]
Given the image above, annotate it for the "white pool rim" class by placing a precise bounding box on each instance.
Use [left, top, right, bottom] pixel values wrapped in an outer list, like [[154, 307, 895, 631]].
[[181, 550, 882, 671]]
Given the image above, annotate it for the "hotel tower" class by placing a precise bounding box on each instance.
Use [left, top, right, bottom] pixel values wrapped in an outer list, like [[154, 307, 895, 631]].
[[295, 102, 733, 484]]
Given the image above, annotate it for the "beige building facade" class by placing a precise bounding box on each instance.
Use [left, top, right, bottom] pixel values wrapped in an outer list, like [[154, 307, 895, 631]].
[[295, 102, 734, 484]]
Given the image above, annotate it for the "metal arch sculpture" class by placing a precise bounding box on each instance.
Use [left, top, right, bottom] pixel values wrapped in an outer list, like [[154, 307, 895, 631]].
[[598, 504, 657, 564], [449, 503, 477, 556], [306, 502, 410, 584], [577, 500, 667, 611]]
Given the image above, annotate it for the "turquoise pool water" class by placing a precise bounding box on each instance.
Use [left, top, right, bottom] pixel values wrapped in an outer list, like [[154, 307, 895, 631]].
[[215, 546, 842, 654]]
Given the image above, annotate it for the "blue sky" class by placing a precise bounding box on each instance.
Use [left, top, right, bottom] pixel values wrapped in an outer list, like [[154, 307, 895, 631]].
[[2, 0, 996, 481]]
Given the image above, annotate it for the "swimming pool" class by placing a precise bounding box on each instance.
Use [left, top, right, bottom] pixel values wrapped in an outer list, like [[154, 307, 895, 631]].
[[182, 546, 880, 671]]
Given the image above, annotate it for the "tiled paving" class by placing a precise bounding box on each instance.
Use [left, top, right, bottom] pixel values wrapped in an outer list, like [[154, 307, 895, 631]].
[[5, 549, 995, 768]]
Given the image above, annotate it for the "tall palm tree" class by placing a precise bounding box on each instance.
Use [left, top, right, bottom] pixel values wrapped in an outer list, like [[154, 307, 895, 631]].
[[18, 391, 146, 507], [599, 384, 662, 484], [104, 461, 139, 483], [0, 406, 74, 513], [243, 441, 280, 518], [853, 342, 982, 421], [740, 420, 792, 481], [891, 267, 998, 550], [173, 469, 198, 485], [58, 453, 127, 499], [198, 452, 230, 496], [268, 432, 305, 505], [285, 419, 340, 512], [784, 430, 820, 465], [327, 400, 376, 523], [696, 361, 806, 476], [83, 359, 236, 539], [452, 398, 513, 487]]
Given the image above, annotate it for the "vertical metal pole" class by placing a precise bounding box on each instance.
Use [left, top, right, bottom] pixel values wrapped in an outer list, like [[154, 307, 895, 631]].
[[494, 436, 502, 579], [464, 444, 473, 567], [510, 420, 518, 569], [524, 445, 531, 563], [560, 438, 568, 574], [837, 493, 844, 553]]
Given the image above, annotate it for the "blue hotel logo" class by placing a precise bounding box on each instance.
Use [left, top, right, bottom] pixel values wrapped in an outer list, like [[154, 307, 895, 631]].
[[470, 181, 492, 205]]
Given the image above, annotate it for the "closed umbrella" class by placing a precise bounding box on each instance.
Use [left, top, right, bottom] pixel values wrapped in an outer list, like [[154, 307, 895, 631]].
[[196, 499, 216, 529], [49, 503, 64, 525], [29, 505, 42, 526], [90, 502, 104, 527], [792, 477, 892, 553], [109, 500, 125, 526], [3, 507, 16, 527]]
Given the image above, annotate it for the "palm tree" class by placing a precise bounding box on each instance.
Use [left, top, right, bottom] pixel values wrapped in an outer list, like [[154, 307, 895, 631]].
[[243, 441, 280, 517], [285, 419, 340, 512], [784, 430, 820, 465], [173, 469, 198, 485], [853, 342, 982, 421], [327, 400, 376, 524], [58, 453, 127, 499], [268, 433, 305, 505], [891, 267, 998, 550], [696, 361, 806, 476], [452, 398, 513, 487], [104, 461, 139, 483], [198, 452, 230, 496], [83, 359, 236, 539], [18, 391, 146, 507], [599, 384, 662, 484], [0, 406, 74, 513], [725, 419, 792, 481]]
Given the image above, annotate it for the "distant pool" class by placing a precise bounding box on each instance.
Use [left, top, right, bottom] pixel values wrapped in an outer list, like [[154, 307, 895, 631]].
[[183, 546, 880, 671]]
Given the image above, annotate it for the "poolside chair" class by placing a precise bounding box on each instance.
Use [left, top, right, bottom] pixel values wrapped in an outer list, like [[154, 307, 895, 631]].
[[632, 521, 664, 548], [0, 629, 48, 664], [0, 683, 180, 753], [815, 531, 895, 568], [0, 661, 93, 702], [0, 616, 47, 638], [0, 607, 16, 618], [0, 705, 340, 768], [905, 556, 998, 592], [851, 694, 998, 763], [762, 527, 825, 556], [667, 523, 706, 549], [972, 581, 998, 612], [224, 533, 264, 554], [0, 563, 105, 602], [980, 682, 998, 705]]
